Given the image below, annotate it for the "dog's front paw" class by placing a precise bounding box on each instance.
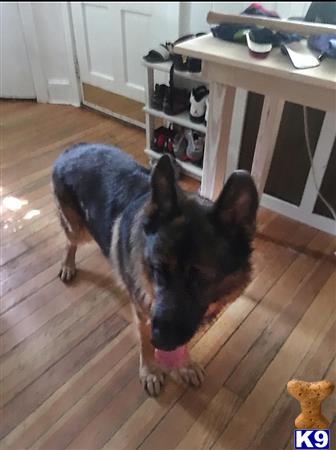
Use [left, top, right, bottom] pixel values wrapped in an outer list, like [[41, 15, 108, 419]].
[[58, 264, 76, 282], [171, 360, 204, 387], [140, 363, 166, 397]]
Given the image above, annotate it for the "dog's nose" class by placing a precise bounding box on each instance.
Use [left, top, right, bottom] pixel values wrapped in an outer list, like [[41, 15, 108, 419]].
[[151, 319, 178, 351]]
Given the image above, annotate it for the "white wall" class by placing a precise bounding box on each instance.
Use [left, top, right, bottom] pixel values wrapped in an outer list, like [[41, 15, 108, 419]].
[[0, 3, 36, 99]]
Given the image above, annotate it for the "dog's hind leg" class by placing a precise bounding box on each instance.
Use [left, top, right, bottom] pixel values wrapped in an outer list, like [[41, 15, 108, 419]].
[[57, 203, 92, 282], [59, 241, 77, 282]]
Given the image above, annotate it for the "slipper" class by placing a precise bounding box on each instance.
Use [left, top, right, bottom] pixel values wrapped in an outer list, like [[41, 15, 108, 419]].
[[143, 44, 171, 63], [281, 42, 320, 69], [246, 28, 273, 58]]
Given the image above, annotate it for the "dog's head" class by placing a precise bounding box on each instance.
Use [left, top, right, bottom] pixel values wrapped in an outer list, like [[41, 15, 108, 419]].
[[144, 155, 259, 351]]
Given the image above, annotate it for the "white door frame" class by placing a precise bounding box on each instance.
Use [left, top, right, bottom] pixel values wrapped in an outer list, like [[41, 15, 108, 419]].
[[18, 2, 48, 103], [59, 2, 81, 106], [17, 2, 81, 106]]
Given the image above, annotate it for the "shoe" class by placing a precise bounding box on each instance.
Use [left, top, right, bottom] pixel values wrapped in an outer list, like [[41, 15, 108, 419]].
[[163, 87, 190, 115], [171, 34, 195, 71], [151, 84, 168, 110], [152, 126, 169, 152], [190, 86, 209, 123], [171, 33, 206, 73], [162, 62, 190, 116], [185, 129, 205, 162], [205, 96, 209, 125], [194, 157, 204, 168], [143, 43, 171, 63], [186, 33, 206, 73], [173, 131, 188, 161], [163, 124, 176, 154], [152, 125, 176, 153]]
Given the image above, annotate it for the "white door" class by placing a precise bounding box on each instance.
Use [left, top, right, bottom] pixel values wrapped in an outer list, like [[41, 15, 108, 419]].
[[71, 2, 180, 103], [1, 2, 36, 99]]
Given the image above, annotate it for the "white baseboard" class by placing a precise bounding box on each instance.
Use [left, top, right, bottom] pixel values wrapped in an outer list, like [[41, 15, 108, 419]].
[[47, 79, 80, 107], [0, 95, 36, 100], [82, 100, 145, 129]]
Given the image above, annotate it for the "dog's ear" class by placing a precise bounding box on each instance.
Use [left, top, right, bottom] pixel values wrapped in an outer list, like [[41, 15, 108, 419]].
[[145, 155, 178, 233], [211, 170, 259, 234]]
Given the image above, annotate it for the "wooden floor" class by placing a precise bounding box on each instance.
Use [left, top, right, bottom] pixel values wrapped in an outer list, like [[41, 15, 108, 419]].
[[0, 100, 335, 450]]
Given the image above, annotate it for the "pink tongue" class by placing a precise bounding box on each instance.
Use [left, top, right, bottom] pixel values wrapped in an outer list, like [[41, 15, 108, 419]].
[[154, 345, 188, 369]]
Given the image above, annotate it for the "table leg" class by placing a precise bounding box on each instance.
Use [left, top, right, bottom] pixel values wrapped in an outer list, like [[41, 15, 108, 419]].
[[300, 110, 336, 214], [201, 82, 236, 200], [251, 95, 285, 195]]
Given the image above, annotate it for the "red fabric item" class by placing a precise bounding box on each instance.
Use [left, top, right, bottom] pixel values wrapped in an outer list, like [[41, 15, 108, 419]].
[[243, 3, 280, 18]]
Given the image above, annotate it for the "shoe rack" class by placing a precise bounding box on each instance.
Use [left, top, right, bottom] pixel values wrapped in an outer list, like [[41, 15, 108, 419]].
[[143, 60, 208, 181]]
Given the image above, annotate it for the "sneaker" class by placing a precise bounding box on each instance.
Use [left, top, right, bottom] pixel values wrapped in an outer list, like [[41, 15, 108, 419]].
[[173, 131, 188, 161], [151, 126, 169, 152], [190, 86, 209, 123], [163, 124, 176, 154], [185, 129, 205, 162]]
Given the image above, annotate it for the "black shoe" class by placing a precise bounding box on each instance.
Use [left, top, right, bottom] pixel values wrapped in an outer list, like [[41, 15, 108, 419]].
[[162, 87, 190, 115], [151, 84, 168, 110]]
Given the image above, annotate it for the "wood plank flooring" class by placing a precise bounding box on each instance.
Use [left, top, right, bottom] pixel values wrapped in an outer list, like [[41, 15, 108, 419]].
[[0, 100, 335, 450]]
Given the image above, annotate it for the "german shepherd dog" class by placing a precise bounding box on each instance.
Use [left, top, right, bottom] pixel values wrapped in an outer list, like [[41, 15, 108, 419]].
[[52, 143, 258, 396]]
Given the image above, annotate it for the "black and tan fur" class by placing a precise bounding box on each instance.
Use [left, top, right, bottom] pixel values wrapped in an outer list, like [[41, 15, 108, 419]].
[[52, 143, 258, 396]]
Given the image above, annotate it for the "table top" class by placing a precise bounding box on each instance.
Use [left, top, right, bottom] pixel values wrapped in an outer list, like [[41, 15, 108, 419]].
[[174, 34, 336, 91]]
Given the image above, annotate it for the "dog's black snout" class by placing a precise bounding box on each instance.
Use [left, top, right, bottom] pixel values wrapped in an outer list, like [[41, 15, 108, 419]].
[[151, 317, 180, 351]]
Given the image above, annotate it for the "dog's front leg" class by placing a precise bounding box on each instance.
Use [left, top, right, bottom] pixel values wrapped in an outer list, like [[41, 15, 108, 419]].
[[169, 353, 205, 388], [136, 316, 166, 397]]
